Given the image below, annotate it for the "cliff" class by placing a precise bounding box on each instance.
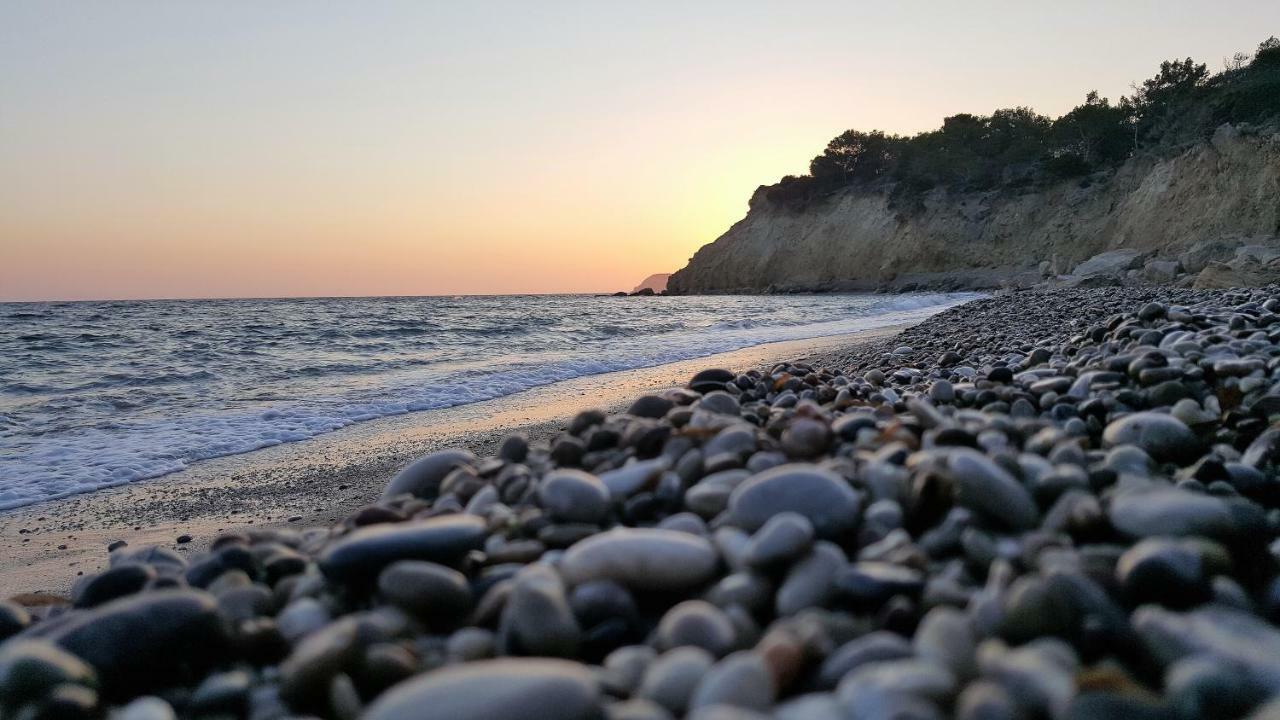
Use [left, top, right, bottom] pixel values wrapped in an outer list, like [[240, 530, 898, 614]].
[[668, 124, 1280, 294]]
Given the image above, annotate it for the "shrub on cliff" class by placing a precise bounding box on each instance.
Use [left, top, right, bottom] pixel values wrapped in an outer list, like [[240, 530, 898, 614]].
[[809, 129, 902, 185], [766, 36, 1280, 213], [1207, 36, 1280, 129], [1128, 57, 1211, 145], [1049, 91, 1133, 173]]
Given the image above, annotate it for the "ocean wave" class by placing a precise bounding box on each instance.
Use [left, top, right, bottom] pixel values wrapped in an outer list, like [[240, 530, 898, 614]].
[[2, 382, 58, 395], [0, 291, 982, 509], [709, 318, 764, 331]]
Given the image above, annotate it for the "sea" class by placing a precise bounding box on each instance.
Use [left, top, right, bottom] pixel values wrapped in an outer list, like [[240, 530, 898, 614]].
[[0, 292, 980, 510]]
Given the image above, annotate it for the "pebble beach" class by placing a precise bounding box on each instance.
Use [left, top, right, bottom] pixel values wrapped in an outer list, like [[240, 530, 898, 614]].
[[4, 286, 1280, 720]]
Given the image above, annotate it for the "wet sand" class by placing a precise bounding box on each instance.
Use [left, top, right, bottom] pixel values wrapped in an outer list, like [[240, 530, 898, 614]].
[[0, 325, 908, 598]]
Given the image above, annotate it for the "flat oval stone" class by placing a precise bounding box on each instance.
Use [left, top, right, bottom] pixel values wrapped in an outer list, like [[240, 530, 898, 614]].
[[499, 566, 581, 658], [706, 572, 774, 616], [73, 564, 156, 609], [956, 681, 1018, 720], [600, 699, 671, 720], [914, 606, 977, 681], [685, 470, 751, 518], [995, 576, 1083, 645], [109, 545, 186, 573], [1116, 538, 1210, 608], [377, 560, 473, 621], [319, 515, 487, 584], [704, 425, 759, 466], [1165, 656, 1260, 720], [113, 696, 176, 720], [775, 694, 843, 720], [689, 651, 775, 711], [599, 459, 669, 500], [364, 658, 601, 720], [603, 645, 657, 696], [817, 632, 916, 690], [690, 368, 735, 394], [570, 580, 639, 638], [781, 418, 832, 458], [1133, 605, 1280, 693], [1108, 489, 1235, 539], [27, 589, 229, 695], [727, 464, 861, 538], [639, 647, 715, 714], [837, 659, 957, 715], [655, 600, 736, 656], [188, 670, 252, 715], [382, 449, 477, 500], [832, 412, 877, 441], [658, 512, 709, 536], [697, 391, 741, 416], [276, 598, 331, 644], [929, 380, 956, 404], [559, 528, 719, 592], [1102, 412, 1199, 463], [539, 470, 611, 523], [498, 433, 529, 462], [835, 562, 925, 605], [216, 584, 272, 622], [629, 395, 674, 419], [279, 618, 374, 706], [0, 640, 97, 708], [743, 512, 814, 570], [776, 541, 846, 617], [1242, 428, 1280, 470], [944, 449, 1039, 531], [0, 600, 32, 641]]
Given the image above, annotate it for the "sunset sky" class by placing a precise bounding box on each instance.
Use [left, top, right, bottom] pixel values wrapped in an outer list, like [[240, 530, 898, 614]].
[[3, 2, 1278, 301]]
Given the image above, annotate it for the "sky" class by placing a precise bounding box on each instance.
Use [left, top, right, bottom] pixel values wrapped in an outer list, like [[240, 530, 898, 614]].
[[2, 2, 1278, 301]]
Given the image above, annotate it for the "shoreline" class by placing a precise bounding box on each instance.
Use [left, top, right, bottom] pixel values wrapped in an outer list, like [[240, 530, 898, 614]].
[[5, 285, 1280, 718], [0, 324, 908, 598]]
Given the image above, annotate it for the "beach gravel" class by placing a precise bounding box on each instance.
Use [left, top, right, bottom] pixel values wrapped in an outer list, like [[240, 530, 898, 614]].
[[4, 286, 1280, 718]]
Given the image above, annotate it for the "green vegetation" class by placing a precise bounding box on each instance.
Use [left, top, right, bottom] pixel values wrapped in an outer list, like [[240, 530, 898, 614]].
[[766, 36, 1280, 211]]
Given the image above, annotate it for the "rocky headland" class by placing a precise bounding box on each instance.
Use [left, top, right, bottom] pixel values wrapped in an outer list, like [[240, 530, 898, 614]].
[[669, 40, 1280, 296], [668, 124, 1280, 295], [5, 286, 1280, 719]]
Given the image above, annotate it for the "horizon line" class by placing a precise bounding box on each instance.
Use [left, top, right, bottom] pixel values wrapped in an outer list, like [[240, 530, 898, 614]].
[[0, 289, 676, 304]]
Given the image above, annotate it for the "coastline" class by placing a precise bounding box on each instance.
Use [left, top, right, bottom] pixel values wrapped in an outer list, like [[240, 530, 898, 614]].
[[6, 284, 1280, 719], [0, 324, 908, 598]]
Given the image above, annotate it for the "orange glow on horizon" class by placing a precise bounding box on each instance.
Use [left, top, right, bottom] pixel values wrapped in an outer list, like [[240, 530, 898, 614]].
[[2, 3, 1277, 301]]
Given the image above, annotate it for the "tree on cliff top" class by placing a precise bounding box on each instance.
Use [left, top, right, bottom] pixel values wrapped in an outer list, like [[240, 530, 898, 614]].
[[1048, 92, 1132, 174], [809, 130, 901, 185], [1126, 57, 1210, 142], [765, 36, 1280, 212]]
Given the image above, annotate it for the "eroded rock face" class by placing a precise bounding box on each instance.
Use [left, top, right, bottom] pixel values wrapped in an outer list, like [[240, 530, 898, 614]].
[[667, 125, 1280, 294]]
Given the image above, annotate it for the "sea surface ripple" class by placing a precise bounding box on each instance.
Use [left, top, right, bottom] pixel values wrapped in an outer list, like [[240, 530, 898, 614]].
[[0, 292, 979, 509]]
